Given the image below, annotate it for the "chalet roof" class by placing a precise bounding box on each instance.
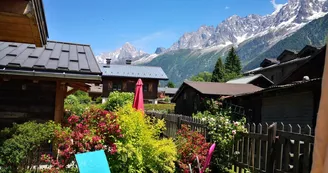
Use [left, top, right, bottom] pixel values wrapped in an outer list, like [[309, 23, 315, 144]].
[[276, 49, 297, 61], [232, 78, 321, 98], [101, 64, 168, 80], [0, 41, 102, 81], [260, 58, 279, 67], [158, 87, 179, 94], [226, 74, 273, 85], [172, 81, 263, 102]]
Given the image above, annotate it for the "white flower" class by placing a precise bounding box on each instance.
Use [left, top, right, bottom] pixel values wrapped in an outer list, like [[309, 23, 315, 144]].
[[202, 118, 206, 121]]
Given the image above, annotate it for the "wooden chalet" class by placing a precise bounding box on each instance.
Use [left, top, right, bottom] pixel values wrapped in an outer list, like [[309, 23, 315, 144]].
[[0, 0, 48, 47], [172, 81, 262, 116], [0, 41, 102, 129], [100, 59, 168, 104], [228, 45, 326, 131], [244, 45, 320, 84], [158, 87, 178, 98]]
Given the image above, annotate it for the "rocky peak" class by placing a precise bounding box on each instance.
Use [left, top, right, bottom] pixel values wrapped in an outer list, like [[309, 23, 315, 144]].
[[155, 47, 166, 54]]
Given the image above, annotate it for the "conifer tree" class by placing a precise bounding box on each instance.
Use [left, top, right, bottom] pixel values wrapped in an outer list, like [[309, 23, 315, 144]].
[[211, 57, 225, 82]]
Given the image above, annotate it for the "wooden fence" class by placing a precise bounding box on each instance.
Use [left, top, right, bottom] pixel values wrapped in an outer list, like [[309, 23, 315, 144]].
[[145, 111, 315, 173]]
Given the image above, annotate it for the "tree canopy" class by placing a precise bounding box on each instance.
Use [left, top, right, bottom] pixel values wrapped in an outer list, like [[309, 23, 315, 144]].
[[224, 47, 241, 75], [189, 72, 212, 82], [167, 81, 175, 88], [211, 57, 225, 82]]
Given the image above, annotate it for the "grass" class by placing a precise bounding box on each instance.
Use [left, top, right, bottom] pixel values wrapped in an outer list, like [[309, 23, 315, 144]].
[[144, 104, 175, 113]]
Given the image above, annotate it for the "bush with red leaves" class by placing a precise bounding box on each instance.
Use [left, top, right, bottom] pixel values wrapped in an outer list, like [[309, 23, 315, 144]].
[[175, 125, 211, 173]]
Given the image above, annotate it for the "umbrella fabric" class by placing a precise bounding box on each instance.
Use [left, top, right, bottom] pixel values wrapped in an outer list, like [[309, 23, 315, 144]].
[[133, 79, 144, 112], [75, 150, 111, 173], [311, 45, 328, 173]]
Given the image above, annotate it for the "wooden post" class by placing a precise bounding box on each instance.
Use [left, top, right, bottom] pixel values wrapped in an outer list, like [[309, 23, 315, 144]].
[[266, 123, 277, 173], [54, 81, 66, 123]]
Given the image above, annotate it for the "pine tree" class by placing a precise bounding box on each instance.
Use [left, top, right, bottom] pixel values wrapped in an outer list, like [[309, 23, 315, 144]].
[[211, 57, 225, 82], [224, 47, 241, 75], [167, 81, 175, 88]]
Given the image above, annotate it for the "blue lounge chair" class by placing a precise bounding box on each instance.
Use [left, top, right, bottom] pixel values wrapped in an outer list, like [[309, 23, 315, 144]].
[[75, 150, 111, 173]]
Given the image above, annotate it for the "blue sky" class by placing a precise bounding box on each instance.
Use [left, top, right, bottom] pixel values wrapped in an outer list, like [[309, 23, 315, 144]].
[[43, 0, 287, 55]]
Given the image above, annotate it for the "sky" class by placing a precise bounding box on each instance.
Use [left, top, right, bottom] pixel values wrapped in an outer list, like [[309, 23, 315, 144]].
[[43, 0, 288, 55]]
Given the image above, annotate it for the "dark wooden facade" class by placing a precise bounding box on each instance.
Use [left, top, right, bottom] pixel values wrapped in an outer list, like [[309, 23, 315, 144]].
[[0, 80, 55, 129], [102, 77, 159, 100], [231, 79, 321, 130]]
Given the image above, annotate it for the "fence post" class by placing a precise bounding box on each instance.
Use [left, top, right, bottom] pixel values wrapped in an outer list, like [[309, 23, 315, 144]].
[[266, 123, 277, 173], [177, 116, 181, 129]]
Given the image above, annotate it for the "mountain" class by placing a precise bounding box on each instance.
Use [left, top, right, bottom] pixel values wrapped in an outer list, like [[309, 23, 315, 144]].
[[146, 0, 328, 85], [97, 0, 328, 85]]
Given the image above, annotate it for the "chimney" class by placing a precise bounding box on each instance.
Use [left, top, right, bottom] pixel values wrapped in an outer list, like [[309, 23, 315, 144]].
[[126, 60, 132, 65], [106, 59, 111, 64]]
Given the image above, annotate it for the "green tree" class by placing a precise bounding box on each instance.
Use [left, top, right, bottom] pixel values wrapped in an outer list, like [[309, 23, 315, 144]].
[[211, 57, 225, 82], [224, 47, 241, 75], [167, 81, 175, 88], [189, 72, 212, 82]]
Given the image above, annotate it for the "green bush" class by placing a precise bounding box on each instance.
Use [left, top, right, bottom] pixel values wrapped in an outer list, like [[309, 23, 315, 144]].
[[0, 121, 60, 173], [73, 91, 92, 105], [64, 95, 87, 117], [144, 104, 175, 113], [110, 105, 177, 173], [103, 92, 134, 111], [95, 96, 103, 104]]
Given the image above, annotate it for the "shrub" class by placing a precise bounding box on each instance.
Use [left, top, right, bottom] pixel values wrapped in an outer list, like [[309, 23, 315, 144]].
[[64, 95, 87, 117], [110, 106, 177, 173], [0, 121, 60, 173], [144, 104, 175, 113], [175, 125, 210, 172], [95, 96, 103, 104], [41, 108, 123, 172], [193, 110, 246, 172], [73, 91, 92, 105], [103, 91, 134, 111]]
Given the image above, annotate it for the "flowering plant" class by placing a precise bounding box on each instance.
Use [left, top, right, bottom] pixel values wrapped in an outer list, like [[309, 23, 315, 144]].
[[175, 125, 210, 173], [41, 108, 123, 172]]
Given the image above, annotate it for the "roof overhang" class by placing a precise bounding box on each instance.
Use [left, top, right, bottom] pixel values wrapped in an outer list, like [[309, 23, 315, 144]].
[[0, 68, 101, 83], [0, 0, 48, 47]]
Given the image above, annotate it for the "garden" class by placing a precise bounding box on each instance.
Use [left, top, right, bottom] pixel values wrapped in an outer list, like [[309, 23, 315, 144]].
[[0, 91, 248, 173]]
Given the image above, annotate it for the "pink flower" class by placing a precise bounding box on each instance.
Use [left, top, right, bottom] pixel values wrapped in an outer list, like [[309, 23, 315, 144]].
[[232, 130, 236, 135], [233, 122, 239, 126]]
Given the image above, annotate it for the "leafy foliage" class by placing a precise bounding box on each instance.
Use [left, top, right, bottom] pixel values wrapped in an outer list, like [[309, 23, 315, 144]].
[[194, 99, 246, 172], [73, 91, 92, 105], [175, 125, 210, 172], [167, 81, 176, 88], [0, 121, 60, 173], [189, 71, 213, 82], [103, 91, 134, 111], [64, 95, 87, 116], [112, 106, 177, 173], [41, 108, 123, 172], [95, 96, 103, 104], [211, 57, 225, 82]]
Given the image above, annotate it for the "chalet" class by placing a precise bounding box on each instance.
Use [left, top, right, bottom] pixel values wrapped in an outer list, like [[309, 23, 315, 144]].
[[228, 45, 326, 131], [88, 84, 103, 100], [0, 41, 102, 129], [158, 87, 178, 98], [0, 0, 48, 47], [226, 74, 274, 88], [244, 45, 320, 84], [100, 59, 168, 104], [172, 81, 262, 116]]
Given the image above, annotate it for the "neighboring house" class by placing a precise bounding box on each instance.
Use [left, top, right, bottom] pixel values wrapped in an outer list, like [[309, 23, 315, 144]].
[[226, 74, 274, 88], [0, 41, 102, 129], [229, 78, 321, 132], [88, 84, 103, 100], [244, 45, 320, 84], [100, 59, 168, 104], [158, 87, 178, 98], [0, 0, 48, 47], [172, 81, 262, 116], [228, 45, 326, 131]]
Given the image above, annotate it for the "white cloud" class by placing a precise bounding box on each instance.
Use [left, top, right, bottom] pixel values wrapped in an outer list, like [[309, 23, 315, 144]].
[[225, 6, 230, 10], [270, 0, 284, 11]]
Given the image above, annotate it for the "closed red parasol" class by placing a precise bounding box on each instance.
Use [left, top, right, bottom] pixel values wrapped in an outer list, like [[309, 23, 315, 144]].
[[132, 79, 144, 112]]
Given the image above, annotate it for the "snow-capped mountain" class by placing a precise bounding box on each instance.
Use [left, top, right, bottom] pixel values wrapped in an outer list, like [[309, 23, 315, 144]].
[[169, 0, 328, 50]]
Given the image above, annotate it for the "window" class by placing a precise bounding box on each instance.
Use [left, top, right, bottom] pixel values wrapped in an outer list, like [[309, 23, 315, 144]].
[[143, 83, 149, 92], [183, 92, 187, 100], [112, 82, 122, 91]]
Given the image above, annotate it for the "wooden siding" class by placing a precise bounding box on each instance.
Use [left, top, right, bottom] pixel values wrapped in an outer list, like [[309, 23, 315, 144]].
[[102, 77, 159, 100], [0, 79, 56, 129], [261, 92, 313, 130]]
